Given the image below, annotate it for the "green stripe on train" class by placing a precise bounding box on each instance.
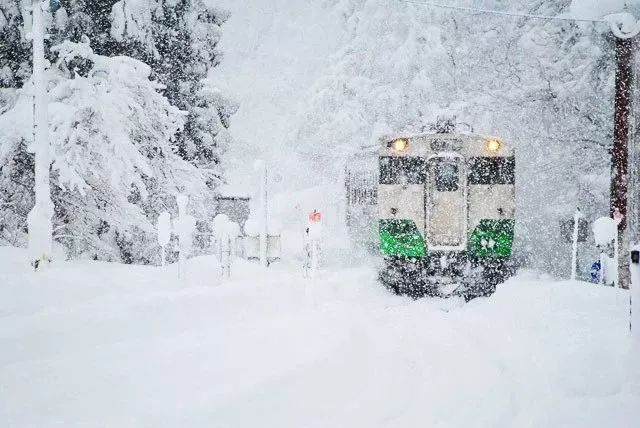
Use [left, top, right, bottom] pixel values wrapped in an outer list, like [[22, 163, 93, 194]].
[[468, 219, 515, 258], [379, 219, 426, 257]]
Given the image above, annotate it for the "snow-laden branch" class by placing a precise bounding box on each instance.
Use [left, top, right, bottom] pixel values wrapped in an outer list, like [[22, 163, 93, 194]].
[[605, 12, 640, 39]]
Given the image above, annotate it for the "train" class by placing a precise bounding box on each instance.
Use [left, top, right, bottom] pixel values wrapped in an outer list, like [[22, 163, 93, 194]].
[[346, 132, 516, 300]]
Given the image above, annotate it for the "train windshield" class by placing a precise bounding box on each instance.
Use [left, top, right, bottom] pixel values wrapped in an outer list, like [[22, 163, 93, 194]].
[[379, 157, 426, 185], [467, 157, 515, 185], [435, 160, 459, 192]]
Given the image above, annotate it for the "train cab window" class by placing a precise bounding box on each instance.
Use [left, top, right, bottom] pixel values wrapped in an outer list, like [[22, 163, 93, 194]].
[[379, 157, 426, 185], [435, 160, 459, 192], [468, 157, 515, 185]]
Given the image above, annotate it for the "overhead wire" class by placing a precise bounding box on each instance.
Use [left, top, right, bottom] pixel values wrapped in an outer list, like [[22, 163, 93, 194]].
[[396, 0, 607, 24]]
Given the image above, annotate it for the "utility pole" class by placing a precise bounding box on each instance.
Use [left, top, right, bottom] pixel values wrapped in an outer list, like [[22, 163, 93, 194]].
[[254, 160, 269, 268], [632, 36, 640, 247], [609, 15, 640, 290], [26, 0, 54, 270]]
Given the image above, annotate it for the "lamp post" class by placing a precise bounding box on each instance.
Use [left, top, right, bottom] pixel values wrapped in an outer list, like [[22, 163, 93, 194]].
[[26, 0, 54, 270], [254, 160, 269, 267]]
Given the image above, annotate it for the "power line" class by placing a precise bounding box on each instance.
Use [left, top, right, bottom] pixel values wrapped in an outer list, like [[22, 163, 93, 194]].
[[397, 0, 607, 24]]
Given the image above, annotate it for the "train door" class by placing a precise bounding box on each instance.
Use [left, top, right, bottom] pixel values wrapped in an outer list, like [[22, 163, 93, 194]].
[[426, 156, 467, 249]]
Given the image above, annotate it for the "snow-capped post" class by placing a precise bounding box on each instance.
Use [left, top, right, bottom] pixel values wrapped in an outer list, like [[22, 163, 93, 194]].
[[213, 214, 241, 279], [571, 208, 584, 281], [254, 160, 269, 267], [157, 211, 171, 267], [304, 210, 323, 278], [593, 216, 618, 285], [26, 0, 55, 271], [175, 194, 196, 281]]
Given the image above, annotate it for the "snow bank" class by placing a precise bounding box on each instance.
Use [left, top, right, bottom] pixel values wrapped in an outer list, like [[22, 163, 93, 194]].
[[0, 246, 638, 426]]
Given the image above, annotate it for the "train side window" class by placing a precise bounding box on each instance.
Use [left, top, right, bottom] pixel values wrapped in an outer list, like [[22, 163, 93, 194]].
[[379, 157, 426, 185], [435, 160, 459, 192]]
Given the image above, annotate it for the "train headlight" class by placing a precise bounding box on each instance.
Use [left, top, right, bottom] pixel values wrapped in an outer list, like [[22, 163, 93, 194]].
[[485, 139, 502, 153], [391, 138, 408, 152]]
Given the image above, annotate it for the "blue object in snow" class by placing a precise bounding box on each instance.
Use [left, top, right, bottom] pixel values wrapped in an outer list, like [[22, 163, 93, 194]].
[[590, 260, 601, 282]]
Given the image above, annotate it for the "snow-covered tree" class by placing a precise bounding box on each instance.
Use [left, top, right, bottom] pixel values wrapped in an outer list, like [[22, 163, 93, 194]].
[[0, 40, 209, 262], [0, 1, 31, 108], [1, 0, 236, 261], [48, 0, 237, 187]]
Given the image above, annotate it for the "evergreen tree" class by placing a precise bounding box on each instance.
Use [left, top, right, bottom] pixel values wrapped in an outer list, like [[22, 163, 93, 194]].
[[0, 39, 209, 262], [0, 1, 235, 261], [53, 0, 237, 184], [53, 1, 122, 55], [0, 1, 31, 110]]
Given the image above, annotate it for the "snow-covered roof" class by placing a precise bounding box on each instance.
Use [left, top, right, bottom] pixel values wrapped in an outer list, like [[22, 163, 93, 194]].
[[217, 184, 251, 199]]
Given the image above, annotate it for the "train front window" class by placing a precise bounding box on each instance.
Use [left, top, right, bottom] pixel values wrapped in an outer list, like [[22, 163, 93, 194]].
[[435, 160, 459, 192], [379, 157, 426, 185], [467, 157, 515, 185]]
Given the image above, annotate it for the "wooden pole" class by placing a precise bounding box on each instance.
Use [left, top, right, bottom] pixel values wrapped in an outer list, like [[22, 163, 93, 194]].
[[611, 37, 634, 289]]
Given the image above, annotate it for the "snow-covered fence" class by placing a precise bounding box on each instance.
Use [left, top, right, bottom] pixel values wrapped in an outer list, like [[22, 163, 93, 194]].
[[243, 217, 282, 265]]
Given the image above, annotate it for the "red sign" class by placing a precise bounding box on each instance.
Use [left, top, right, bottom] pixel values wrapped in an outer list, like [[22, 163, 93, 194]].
[[309, 210, 322, 222]]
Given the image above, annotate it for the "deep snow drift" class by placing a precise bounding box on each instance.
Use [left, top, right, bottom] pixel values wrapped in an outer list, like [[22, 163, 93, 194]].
[[1, 246, 638, 427]]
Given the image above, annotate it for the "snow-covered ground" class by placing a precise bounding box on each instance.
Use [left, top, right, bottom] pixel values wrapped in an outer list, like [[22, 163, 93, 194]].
[[1, 246, 638, 427]]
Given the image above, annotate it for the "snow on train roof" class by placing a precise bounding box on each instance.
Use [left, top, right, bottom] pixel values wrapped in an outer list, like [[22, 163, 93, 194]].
[[379, 132, 498, 144], [379, 132, 513, 158]]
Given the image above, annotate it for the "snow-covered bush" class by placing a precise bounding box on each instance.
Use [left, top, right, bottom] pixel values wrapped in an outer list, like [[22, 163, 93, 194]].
[[0, 40, 208, 262]]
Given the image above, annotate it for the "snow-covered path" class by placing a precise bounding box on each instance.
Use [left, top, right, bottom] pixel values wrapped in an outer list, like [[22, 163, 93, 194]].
[[0, 246, 638, 427]]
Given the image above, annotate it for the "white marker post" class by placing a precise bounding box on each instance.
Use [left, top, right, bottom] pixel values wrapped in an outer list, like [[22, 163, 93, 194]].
[[571, 208, 583, 281], [305, 210, 323, 278], [175, 195, 196, 281], [157, 211, 171, 266]]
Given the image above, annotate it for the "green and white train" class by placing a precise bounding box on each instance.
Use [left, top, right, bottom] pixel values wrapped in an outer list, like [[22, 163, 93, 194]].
[[346, 133, 516, 299]]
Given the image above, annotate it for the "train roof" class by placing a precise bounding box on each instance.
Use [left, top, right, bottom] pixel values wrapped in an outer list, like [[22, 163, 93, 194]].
[[379, 132, 514, 158]]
